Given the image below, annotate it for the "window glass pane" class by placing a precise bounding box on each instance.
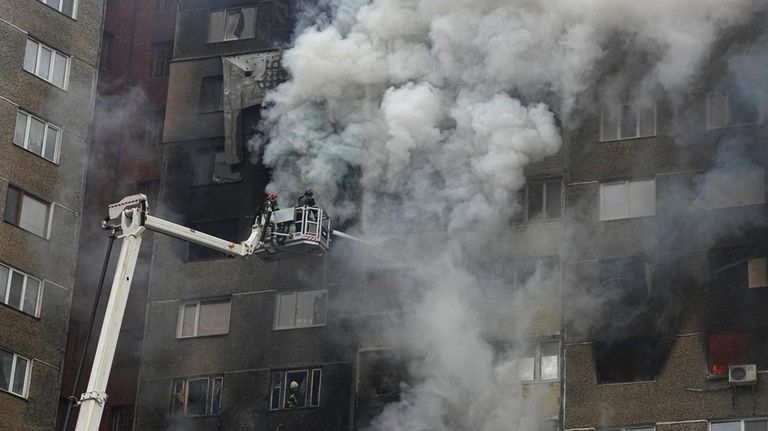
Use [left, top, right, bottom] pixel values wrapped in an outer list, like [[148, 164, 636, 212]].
[[4, 187, 20, 224], [14, 112, 27, 146], [180, 303, 197, 337], [44, 127, 59, 161], [601, 107, 618, 141], [284, 370, 308, 408], [224, 10, 244, 39], [9, 272, 24, 309], [545, 181, 561, 219], [186, 379, 209, 416], [628, 179, 655, 217], [746, 420, 768, 431], [296, 291, 326, 327], [517, 356, 535, 381], [62, 0, 75, 17], [208, 11, 226, 42], [38, 47, 52, 79], [712, 422, 741, 431], [601, 183, 628, 220], [19, 194, 48, 237], [197, 300, 230, 336], [52, 53, 68, 88], [620, 104, 637, 139], [540, 342, 559, 380], [48, 0, 61, 11], [707, 169, 765, 209], [638, 104, 656, 137], [27, 117, 45, 155], [0, 265, 8, 303], [210, 377, 223, 415], [0, 351, 12, 391], [527, 183, 544, 220], [24, 40, 38, 73], [310, 369, 321, 406], [12, 356, 27, 395], [276, 293, 296, 329], [170, 380, 186, 415], [270, 371, 282, 410], [24, 278, 40, 315], [240, 7, 257, 39]]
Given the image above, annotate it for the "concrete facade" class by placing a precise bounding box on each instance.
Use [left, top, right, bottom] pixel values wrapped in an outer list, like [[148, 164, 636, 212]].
[[0, 0, 103, 429]]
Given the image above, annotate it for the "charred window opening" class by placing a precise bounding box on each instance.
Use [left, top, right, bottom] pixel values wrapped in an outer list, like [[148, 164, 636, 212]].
[[710, 247, 768, 290], [192, 149, 241, 186], [595, 337, 665, 384]]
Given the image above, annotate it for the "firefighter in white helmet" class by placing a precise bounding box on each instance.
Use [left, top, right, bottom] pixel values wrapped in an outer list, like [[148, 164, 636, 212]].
[[286, 380, 300, 408]]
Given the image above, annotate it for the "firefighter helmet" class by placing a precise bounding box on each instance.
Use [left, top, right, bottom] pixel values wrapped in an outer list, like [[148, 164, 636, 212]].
[[267, 192, 278, 201], [289, 381, 299, 390]]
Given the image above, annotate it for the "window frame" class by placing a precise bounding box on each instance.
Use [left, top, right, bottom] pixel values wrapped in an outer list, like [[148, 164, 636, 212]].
[[704, 168, 766, 210], [37, 0, 78, 19], [206, 6, 258, 43], [14, 110, 62, 163], [269, 367, 322, 411], [706, 92, 762, 129], [710, 419, 768, 431], [4, 185, 53, 239], [517, 179, 562, 222], [600, 102, 658, 142], [169, 376, 224, 417], [273, 290, 329, 330], [517, 339, 560, 383], [0, 348, 32, 398], [0, 263, 42, 317], [23, 38, 70, 90], [603, 426, 655, 431], [599, 178, 656, 221], [176, 298, 231, 338]]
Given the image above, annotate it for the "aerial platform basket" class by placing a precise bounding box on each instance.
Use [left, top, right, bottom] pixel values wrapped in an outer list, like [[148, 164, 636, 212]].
[[254, 206, 331, 261]]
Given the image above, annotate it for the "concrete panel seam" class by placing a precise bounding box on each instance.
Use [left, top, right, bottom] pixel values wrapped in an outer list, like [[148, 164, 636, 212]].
[[567, 180, 599, 186], [0, 16, 28, 35], [53, 202, 80, 216], [43, 279, 68, 292], [656, 420, 708, 425], [232, 290, 277, 296], [33, 358, 60, 370]]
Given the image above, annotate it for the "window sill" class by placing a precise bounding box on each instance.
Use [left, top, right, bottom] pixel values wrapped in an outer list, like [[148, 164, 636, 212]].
[[269, 405, 321, 412], [176, 332, 229, 340], [598, 134, 657, 144], [22, 70, 67, 92], [13, 144, 59, 166], [273, 324, 327, 332], [706, 121, 762, 131], [599, 214, 655, 222], [206, 37, 256, 44], [0, 388, 28, 401], [595, 379, 656, 386], [3, 221, 50, 241], [0, 302, 40, 320]]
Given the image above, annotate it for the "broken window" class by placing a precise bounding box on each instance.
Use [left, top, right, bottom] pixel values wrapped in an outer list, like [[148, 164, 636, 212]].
[[199, 75, 224, 113], [170, 376, 223, 417], [710, 247, 768, 290], [0, 348, 30, 397], [599, 179, 655, 220], [595, 338, 662, 384], [514, 179, 562, 221], [712, 419, 768, 431], [516, 340, 560, 382], [707, 88, 761, 129], [177, 298, 231, 338], [600, 102, 657, 141], [707, 332, 748, 376], [207, 7, 257, 43], [269, 367, 322, 410], [273, 290, 328, 330], [150, 41, 173, 79], [704, 168, 765, 209]]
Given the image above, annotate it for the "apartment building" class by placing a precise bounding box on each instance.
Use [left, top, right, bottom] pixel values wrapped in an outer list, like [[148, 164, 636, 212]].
[[0, 0, 104, 429], [57, 0, 177, 429], [562, 20, 768, 431]]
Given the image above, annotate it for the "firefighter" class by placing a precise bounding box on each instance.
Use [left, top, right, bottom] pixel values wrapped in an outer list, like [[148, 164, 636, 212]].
[[286, 380, 300, 408], [297, 188, 316, 207], [265, 192, 280, 212]]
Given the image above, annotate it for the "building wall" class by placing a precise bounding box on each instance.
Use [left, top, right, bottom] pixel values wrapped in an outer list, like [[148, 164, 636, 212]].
[[0, 0, 103, 429]]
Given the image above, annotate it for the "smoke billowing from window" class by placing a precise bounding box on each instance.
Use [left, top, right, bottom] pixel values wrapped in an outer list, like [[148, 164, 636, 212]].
[[253, 0, 760, 429]]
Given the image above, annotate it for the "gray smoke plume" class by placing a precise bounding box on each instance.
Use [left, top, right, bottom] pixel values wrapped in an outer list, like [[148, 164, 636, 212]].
[[253, 0, 757, 429]]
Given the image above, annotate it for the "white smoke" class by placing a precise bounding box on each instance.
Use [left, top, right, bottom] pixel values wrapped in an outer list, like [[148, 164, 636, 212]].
[[254, 0, 757, 429]]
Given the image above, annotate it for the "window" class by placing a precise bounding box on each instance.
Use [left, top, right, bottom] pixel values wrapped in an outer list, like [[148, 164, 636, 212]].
[[110, 406, 133, 431], [37, 0, 77, 18], [599, 179, 655, 220], [604, 427, 654, 431], [150, 41, 173, 79], [707, 89, 761, 129], [4, 186, 51, 238], [600, 102, 656, 141], [199, 75, 224, 112], [710, 247, 768, 290], [517, 340, 559, 382], [0, 349, 31, 397], [0, 264, 41, 317], [14, 110, 61, 163], [712, 419, 768, 431], [595, 338, 662, 384], [515, 179, 562, 221], [707, 332, 748, 376], [207, 7, 257, 43], [23, 38, 69, 89], [269, 368, 322, 410], [177, 299, 231, 338], [170, 376, 223, 417], [704, 168, 765, 209], [274, 290, 328, 330]]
